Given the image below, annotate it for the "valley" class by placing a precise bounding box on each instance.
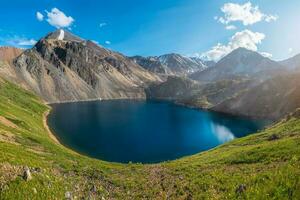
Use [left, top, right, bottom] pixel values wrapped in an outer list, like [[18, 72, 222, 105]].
[[0, 29, 300, 199], [1, 30, 300, 121]]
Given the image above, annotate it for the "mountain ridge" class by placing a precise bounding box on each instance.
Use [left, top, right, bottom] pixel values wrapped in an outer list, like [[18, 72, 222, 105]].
[[130, 53, 210, 76], [190, 47, 284, 82], [0, 29, 161, 103]]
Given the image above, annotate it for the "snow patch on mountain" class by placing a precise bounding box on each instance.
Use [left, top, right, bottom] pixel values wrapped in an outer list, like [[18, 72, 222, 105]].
[[57, 29, 65, 40]]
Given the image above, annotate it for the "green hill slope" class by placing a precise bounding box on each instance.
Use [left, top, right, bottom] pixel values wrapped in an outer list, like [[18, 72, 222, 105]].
[[0, 78, 299, 199]]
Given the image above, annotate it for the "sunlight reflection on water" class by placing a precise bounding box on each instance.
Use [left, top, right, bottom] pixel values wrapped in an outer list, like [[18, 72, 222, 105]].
[[211, 123, 235, 143]]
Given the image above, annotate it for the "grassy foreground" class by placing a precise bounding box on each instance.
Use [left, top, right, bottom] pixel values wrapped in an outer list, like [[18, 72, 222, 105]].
[[0, 78, 299, 200]]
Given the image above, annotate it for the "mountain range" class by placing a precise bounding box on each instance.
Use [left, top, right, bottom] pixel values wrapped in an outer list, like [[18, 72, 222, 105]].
[[130, 53, 213, 76], [1, 29, 300, 121]]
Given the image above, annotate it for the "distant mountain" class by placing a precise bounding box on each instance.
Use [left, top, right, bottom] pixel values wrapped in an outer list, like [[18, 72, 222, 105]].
[[130, 56, 172, 75], [159, 53, 208, 75], [1, 29, 160, 103], [0, 47, 24, 85], [190, 48, 284, 82], [0, 47, 23, 63], [130, 53, 209, 76], [213, 72, 300, 120], [279, 53, 300, 70], [189, 57, 216, 68]]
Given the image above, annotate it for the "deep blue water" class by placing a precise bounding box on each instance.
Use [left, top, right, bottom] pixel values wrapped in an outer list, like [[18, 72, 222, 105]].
[[47, 100, 268, 163]]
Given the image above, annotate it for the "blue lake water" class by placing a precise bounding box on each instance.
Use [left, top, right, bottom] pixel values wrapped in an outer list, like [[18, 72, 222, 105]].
[[47, 100, 268, 163]]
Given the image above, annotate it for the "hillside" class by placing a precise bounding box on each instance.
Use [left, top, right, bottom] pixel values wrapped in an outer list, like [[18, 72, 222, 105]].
[[0, 30, 160, 103], [212, 73, 300, 121], [147, 76, 256, 109], [0, 77, 299, 199]]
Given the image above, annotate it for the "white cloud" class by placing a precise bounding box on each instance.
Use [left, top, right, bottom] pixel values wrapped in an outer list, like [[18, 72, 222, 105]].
[[200, 29, 265, 61], [225, 25, 237, 30], [105, 41, 111, 45], [289, 48, 293, 53], [260, 52, 273, 58], [17, 39, 37, 46], [2, 36, 37, 47], [46, 8, 74, 28], [36, 12, 44, 21], [265, 15, 278, 22], [217, 2, 278, 26], [99, 23, 107, 28]]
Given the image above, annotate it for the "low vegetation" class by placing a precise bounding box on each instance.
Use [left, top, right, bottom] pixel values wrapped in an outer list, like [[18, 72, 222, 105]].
[[0, 78, 299, 199]]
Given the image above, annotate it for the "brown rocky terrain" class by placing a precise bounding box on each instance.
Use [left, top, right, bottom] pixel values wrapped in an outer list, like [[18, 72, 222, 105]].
[[0, 47, 23, 63], [0, 30, 161, 103]]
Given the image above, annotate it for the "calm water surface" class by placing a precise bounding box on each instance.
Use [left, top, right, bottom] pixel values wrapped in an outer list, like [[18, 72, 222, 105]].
[[48, 100, 268, 163]]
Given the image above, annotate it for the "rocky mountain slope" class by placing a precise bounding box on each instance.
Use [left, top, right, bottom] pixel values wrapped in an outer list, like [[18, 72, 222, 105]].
[[147, 76, 256, 108], [130, 56, 172, 75], [190, 56, 216, 68], [146, 76, 202, 100], [213, 72, 300, 120], [130, 53, 209, 76], [190, 48, 284, 82], [0, 30, 160, 103]]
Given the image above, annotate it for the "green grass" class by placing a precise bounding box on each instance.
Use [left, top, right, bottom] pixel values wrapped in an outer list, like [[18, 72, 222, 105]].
[[0, 79, 299, 199]]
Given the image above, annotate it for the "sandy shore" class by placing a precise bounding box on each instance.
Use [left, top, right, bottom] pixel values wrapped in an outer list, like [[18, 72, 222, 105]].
[[45, 97, 147, 105], [42, 109, 61, 145]]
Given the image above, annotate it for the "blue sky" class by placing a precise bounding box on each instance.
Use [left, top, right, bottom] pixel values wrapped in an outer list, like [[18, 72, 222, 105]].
[[0, 0, 299, 61]]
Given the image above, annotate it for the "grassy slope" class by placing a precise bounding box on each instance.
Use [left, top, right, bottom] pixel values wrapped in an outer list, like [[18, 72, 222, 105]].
[[0, 79, 299, 199]]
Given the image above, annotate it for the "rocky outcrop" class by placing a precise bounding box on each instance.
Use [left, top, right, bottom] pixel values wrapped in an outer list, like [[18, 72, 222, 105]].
[[2, 30, 160, 103]]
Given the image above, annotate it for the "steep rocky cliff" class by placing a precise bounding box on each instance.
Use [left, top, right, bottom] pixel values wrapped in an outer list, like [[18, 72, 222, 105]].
[[2, 30, 160, 103]]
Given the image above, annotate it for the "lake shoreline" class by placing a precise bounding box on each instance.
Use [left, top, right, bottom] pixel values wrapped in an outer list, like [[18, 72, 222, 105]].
[[44, 97, 147, 105], [48, 100, 267, 163], [43, 109, 61, 145]]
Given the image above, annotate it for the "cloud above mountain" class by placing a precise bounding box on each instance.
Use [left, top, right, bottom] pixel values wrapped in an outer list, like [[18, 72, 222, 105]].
[[201, 29, 266, 61], [0, 36, 37, 47], [36, 12, 44, 21], [43, 8, 74, 28], [217, 2, 278, 26], [16, 39, 37, 46]]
